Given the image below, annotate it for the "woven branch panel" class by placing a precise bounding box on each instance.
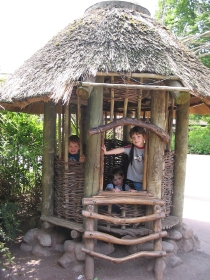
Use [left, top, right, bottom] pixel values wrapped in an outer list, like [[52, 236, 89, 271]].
[[54, 159, 85, 223], [161, 151, 175, 216], [54, 140, 174, 225]]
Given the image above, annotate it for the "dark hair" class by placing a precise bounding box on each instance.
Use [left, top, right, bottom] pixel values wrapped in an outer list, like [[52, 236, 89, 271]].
[[129, 126, 145, 138], [109, 167, 124, 181], [68, 135, 80, 145]]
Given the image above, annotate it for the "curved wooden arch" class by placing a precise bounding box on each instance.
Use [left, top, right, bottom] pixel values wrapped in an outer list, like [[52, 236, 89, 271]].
[[89, 117, 170, 143]]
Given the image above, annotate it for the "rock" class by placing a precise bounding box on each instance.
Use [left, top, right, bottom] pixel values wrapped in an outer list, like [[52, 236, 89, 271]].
[[162, 241, 175, 253], [64, 240, 76, 253], [95, 241, 115, 255], [31, 244, 51, 257], [170, 255, 183, 268], [54, 244, 64, 252], [166, 229, 182, 240], [34, 229, 52, 247], [179, 223, 194, 239], [20, 242, 33, 252], [182, 239, 194, 252], [22, 228, 37, 243], [138, 241, 154, 251], [166, 240, 179, 254], [75, 243, 86, 261], [147, 259, 154, 272], [57, 252, 75, 268], [72, 263, 85, 273]]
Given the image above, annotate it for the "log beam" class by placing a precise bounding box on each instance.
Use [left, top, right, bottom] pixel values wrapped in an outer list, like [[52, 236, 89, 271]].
[[89, 117, 170, 144], [82, 210, 165, 225], [83, 196, 165, 206], [83, 230, 167, 245], [77, 81, 189, 92], [82, 248, 166, 264]]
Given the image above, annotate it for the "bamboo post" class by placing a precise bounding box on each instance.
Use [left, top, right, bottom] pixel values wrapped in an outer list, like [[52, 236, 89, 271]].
[[153, 205, 163, 280], [121, 205, 126, 229], [110, 76, 115, 138], [99, 133, 104, 191], [167, 95, 174, 152], [172, 95, 190, 225], [64, 104, 70, 163], [77, 96, 83, 156], [62, 105, 65, 158], [85, 205, 95, 280], [41, 101, 56, 218], [137, 78, 143, 119], [58, 103, 62, 159], [123, 92, 128, 141]]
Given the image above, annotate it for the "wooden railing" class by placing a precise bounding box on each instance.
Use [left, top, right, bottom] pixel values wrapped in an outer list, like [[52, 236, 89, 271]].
[[82, 192, 167, 280]]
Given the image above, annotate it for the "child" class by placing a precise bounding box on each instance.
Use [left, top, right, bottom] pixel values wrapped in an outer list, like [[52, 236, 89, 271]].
[[102, 126, 145, 191], [106, 166, 136, 192], [68, 135, 85, 162]]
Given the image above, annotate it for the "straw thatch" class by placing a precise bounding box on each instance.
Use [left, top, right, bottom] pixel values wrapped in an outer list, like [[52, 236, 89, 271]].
[[1, 1, 210, 112]]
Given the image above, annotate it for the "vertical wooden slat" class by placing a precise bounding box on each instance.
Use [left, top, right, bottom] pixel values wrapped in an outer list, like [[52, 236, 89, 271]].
[[85, 205, 95, 280], [167, 95, 174, 152], [137, 78, 143, 119], [153, 205, 163, 280], [77, 96, 83, 156], [99, 133, 105, 191], [61, 105, 65, 159], [58, 102, 62, 159], [64, 103, 70, 163]]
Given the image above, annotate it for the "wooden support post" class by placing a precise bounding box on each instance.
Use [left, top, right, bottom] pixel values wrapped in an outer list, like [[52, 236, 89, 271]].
[[64, 103, 70, 163], [153, 205, 163, 280], [85, 205, 95, 280], [84, 76, 104, 198], [146, 91, 166, 228], [172, 96, 190, 225], [41, 101, 56, 217]]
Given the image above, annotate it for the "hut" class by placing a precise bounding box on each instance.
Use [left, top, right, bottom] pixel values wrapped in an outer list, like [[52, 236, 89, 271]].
[[1, 1, 210, 279]]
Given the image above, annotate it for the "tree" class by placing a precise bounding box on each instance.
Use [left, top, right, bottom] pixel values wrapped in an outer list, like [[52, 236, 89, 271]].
[[156, 0, 210, 67]]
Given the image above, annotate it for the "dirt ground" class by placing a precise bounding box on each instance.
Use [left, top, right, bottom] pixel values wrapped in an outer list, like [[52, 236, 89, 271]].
[[1, 237, 210, 280]]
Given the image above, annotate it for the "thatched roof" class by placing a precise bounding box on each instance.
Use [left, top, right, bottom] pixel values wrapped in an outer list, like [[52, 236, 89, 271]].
[[1, 1, 210, 113]]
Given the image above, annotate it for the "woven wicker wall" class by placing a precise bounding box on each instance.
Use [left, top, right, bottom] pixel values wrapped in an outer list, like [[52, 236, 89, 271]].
[[54, 140, 175, 223]]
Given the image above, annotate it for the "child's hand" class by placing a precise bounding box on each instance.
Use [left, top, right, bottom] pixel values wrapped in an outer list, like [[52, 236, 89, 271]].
[[130, 189, 137, 193], [114, 188, 121, 192], [102, 145, 107, 154], [79, 155, 86, 163]]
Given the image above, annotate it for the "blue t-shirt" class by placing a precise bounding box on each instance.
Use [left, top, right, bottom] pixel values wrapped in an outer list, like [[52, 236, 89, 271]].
[[105, 183, 131, 191], [68, 153, 80, 162]]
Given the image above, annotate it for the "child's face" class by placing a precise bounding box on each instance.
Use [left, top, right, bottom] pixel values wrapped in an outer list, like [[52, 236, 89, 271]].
[[68, 142, 80, 154], [112, 174, 124, 187], [131, 133, 145, 148]]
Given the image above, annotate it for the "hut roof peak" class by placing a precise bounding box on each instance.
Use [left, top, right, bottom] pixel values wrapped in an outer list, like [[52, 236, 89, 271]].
[[85, 0, 150, 16]]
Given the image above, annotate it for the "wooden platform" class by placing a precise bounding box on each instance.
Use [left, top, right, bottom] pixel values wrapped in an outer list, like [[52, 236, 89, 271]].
[[40, 215, 84, 232], [162, 215, 179, 229]]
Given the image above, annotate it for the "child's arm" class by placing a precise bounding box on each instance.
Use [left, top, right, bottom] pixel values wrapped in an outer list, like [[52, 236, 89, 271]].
[[79, 155, 85, 163], [102, 145, 125, 155]]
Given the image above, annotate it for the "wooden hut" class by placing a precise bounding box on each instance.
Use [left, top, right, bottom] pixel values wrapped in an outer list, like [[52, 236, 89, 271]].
[[1, 1, 210, 279]]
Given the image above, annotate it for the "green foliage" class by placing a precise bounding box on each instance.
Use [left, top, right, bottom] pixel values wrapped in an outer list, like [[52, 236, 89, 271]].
[[0, 111, 43, 196], [0, 202, 20, 241], [182, 114, 210, 154], [156, 0, 210, 67]]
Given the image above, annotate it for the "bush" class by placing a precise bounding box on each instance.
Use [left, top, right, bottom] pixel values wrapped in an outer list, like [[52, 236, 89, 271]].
[[188, 126, 210, 154]]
